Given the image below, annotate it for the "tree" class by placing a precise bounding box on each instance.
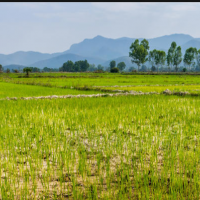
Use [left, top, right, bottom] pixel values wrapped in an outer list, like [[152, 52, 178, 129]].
[[79, 60, 89, 72], [23, 67, 32, 76], [109, 60, 116, 70], [43, 67, 58, 72], [195, 49, 200, 71], [29, 67, 40, 72], [12, 69, 19, 73], [43, 67, 52, 72], [117, 62, 126, 72], [97, 64, 104, 71], [148, 49, 157, 70], [183, 47, 197, 71], [128, 67, 136, 72], [154, 50, 166, 72], [0, 64, 3, 73], [140, 65, 147, 72], [88, 64, 97, 72], [174, 46, 182, 72], [183, 68, 187, 72], [60, 60, 74, 72], [167, 41, 177, 71], [74, 60, 89, 72], [129, 39, 149, 71]]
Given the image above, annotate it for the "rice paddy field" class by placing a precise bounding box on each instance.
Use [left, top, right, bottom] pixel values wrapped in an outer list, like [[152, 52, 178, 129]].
[[1, 72, 200, 199]]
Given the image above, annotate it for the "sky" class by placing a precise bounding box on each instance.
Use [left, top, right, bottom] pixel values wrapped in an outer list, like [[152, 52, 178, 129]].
[[1, 2, 200, 54]]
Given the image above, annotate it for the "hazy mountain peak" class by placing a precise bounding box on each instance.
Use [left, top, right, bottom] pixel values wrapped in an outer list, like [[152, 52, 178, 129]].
[[1, 33, 200, 69], [93, 35, 106, 39]]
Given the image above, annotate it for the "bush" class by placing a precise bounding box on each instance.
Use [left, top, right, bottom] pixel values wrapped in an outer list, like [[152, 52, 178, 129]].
[[183, 68, 187, 72], [128, 67, 136, 72], [110, 67, 119, 73], [94, 69, 104, 73]]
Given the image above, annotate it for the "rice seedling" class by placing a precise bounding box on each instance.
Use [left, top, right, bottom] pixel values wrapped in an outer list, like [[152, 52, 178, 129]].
[[102, 85, 200, 95], [2, 73, 200, 88], [0, 82, 107, 99], [1, 94, 200, 199]]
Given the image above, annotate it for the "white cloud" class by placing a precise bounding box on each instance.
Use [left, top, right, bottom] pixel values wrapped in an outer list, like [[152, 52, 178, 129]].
[[169, 3, 199, 12], [91, 2, 141, 12], [1, 2, 200, 54]]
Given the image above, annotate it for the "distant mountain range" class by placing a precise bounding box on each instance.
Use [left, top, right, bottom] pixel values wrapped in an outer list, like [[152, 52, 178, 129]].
[[2, 33, 200, 70]]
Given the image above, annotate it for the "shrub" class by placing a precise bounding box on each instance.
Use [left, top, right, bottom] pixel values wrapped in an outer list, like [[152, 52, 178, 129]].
[[183, 68, 187, 72], [110, 67, 119, 73]]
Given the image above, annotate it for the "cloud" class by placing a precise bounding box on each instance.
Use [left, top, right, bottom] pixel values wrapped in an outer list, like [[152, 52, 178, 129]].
[[91, 2, 141, 12], [169, 3, 199, 12], [1, 2, 200, 54]]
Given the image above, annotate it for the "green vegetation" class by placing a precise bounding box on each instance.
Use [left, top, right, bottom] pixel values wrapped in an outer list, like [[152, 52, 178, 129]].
[[1, 72, 200, 199], [102, 84, 200, 94], [129, 39, 149, 71], [59, 60, 90, 72], [23, 67, 32, 76], [183, 47, 198, 71], [110, 67, 119, 73], [1, 94, 200, 199], [2, 72, 200, 88], [0, 82, 107, 99], [117, 62, 126, 72], [109, 60, 116, 71]]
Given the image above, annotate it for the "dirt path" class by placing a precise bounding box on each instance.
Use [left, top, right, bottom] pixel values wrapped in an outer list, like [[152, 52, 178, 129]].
[[0, 91, 159, 101], [1, 89, 196, 101]]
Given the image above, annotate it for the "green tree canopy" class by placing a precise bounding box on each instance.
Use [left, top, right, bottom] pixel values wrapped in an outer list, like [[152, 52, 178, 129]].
[[129, 39, 149, 71], [97, 64, 104, 71], [167, 41, 177, 71], [60, 60, 74, 72], [29, 67, 40, 73], [74, 60, 89, 72], [109, 60, 116, 70], [88, 64, 97, 72], [154, 50, 166, 72], [117, 62, 126, 71], [174, 46, 182, 72], [148, 49, 157, 69], [183, 47, 197, 70], [23, 67, 32, 76], [59, 60, 90, 72]]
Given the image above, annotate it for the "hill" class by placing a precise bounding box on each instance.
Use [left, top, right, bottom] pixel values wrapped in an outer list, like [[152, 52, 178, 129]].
[[0, 34, 200, 69], [30, 53, 106, 69], [3, 64, 27, 71], [0, 51, 63, 66]]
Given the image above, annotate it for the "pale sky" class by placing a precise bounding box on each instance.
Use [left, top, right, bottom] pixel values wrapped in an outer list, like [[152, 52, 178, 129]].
[[1, 2, 200, 54]]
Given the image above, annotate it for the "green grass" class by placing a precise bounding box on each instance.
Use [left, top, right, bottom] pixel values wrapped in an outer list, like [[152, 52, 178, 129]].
[[1, 95, 200, 199], [102, 84, 200, 94], [0, 82, 106, 98], [2, 73, 200, 88], [1, 72, 200, 199]]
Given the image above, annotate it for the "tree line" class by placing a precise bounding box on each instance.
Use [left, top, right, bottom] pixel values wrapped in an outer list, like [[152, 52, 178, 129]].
[[1, 39, 200, 73], [129, 39, 200, 72], [0, 66, 59, 74], [59, 60, 106, 72]]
